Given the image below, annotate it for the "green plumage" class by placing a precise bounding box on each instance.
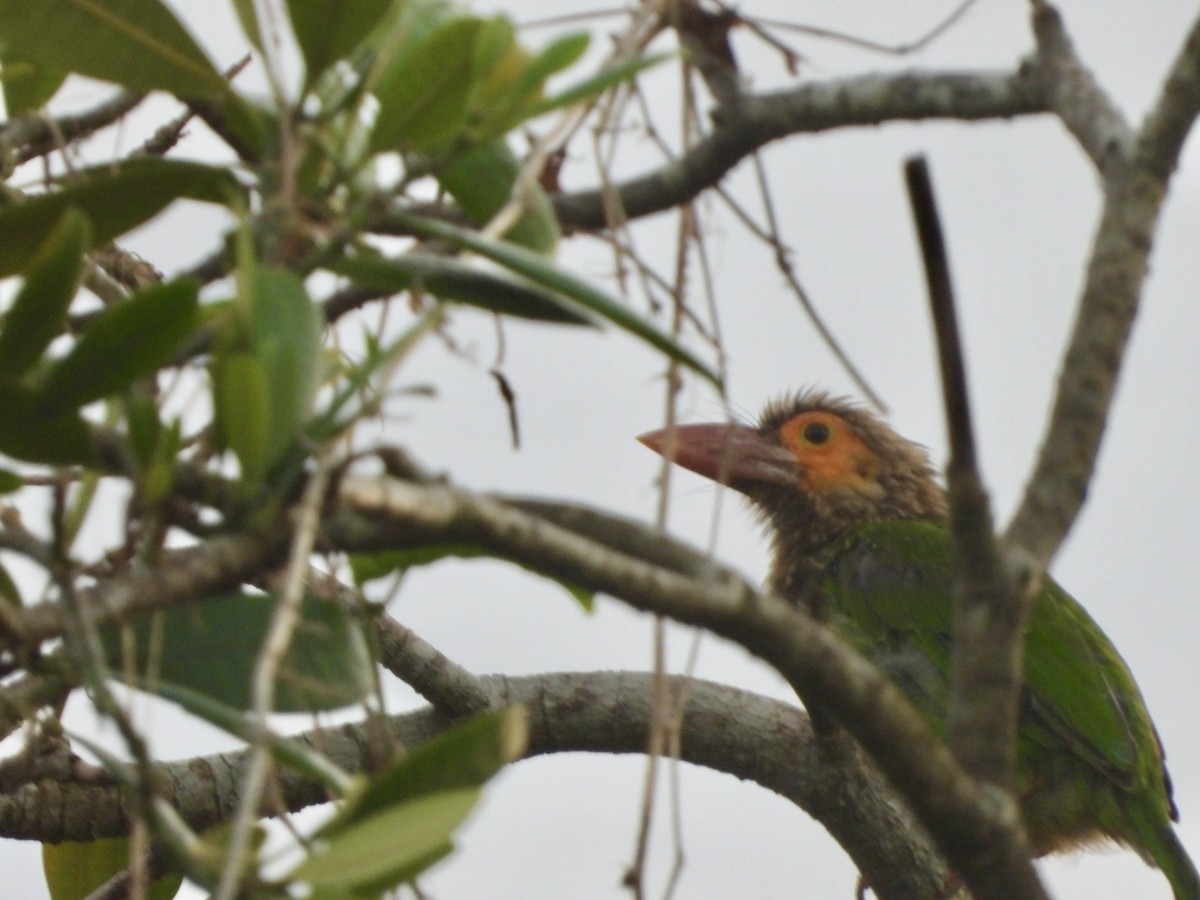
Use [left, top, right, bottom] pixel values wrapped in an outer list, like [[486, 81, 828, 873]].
[[638, 390, 1199, 899], [824, 519, 1197, 899]]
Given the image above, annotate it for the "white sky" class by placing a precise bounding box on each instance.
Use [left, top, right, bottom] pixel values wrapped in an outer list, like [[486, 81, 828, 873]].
[[3, 1, 1199, 898]]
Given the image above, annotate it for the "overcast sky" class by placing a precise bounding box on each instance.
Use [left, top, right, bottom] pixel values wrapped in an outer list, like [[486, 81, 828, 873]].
[[3, 1, 1199, 898]]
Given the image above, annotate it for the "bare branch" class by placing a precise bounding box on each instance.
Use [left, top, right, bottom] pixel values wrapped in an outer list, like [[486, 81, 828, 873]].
[[552, 67, 1048, 231], [1029, 0, 1133, 176], [1006, 6, 1200, 568], [375, 615, 493, 716], [1, 90, 146, 165], [10, 534, 285, 649], [0, 673, 953, 900]]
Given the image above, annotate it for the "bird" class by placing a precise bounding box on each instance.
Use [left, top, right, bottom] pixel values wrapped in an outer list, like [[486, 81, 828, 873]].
[[638, 389, 1199, 900]]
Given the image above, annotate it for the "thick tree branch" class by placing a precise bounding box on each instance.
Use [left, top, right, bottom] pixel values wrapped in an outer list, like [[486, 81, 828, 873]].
[[330, 476, 1040, 899], [1006, 7, 1200, 567], [1029, 0, 1133, 176], [552, 68, 1048, 231], [6, 533, 286, 649], [4, 673, 951, 900]]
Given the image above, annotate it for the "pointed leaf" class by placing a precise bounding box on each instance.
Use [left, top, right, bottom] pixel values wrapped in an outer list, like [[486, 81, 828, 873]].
[[2, 56, 67, 115], [518, 31, 590, 88], [103, 591, 372, 712], [349, 545, 489, 586], [0, 209, 89, 378], [324, 707, 527, 833], [245, 266, 324, 473], [524, 51, 671, 121], [0, 159, 239, 278], [230, 0, 263, 52], [212, 351, 270, 481], [435, 140, 559, 252], [293, 788, 475, 892], [39, 279, 199, 414], [289, 0, 390, 85], [43, 837, 182, 900], [0, 382, 95, 465], [0, 0, 228, 98], [0, 560, 22, 606], [388, 210, 722, 386], [369, 16, 482, 152], [470, 31, 587, 135], [331, 254, 593, 324], [347, 544, 593, 610]]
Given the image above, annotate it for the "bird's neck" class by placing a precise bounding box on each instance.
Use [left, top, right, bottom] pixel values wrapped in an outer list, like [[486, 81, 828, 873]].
[[765, 530, 844, 613]]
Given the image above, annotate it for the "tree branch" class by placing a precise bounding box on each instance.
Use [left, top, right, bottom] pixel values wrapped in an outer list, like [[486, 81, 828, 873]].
[[330, 476, 1041, 899], [1006, 6, 1200, 568], [552, 67, 1048, 231], [1029, 0, 1133, 176], [0, 673, 952, 900]]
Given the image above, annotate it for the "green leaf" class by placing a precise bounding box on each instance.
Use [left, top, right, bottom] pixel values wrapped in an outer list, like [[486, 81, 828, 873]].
[[230, 0, 263, 52], [0, 382, 95, 465], [518, 31, 590, 88], [0, 470, 22, 494], [292, 708, 526, 891], [388, 210, 722, 387], [244, 266, 323, 473], [212, 351, 270, 482], [348, 544, 593, 610], [43, 837, 182, 900], [331, 254, 594, 325], [0, 0, 228, 98], [104, 591, 372, 712], [293, 788, 474, 892], [470, 31, 588, 135], [369, 16, 482, 152], [348, 545, 489, 586], [289, 0, 390, 86], [1, 56, 67, 115], [325, 708, 526, 834], [0, 560, 22, 606], [525, 51, 671, 121], [39, 279, 199, 414], [435, 140, 559, 253], [0, 159, 239, 278], [0, 209, 89, 378]]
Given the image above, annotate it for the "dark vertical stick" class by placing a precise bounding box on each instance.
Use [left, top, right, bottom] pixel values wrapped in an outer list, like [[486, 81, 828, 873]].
[[904, 156, 1026, 796]]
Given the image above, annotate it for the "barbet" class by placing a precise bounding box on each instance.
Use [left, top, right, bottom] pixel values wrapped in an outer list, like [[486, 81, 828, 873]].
[[639, 390, 1198, 899]]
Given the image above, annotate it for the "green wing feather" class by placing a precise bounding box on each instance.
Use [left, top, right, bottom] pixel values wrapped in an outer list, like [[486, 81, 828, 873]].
[[818, 519, 1198, 898]]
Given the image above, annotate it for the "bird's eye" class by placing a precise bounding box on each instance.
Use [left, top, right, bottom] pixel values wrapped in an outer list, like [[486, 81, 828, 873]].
[[803, 421, 831, 444]]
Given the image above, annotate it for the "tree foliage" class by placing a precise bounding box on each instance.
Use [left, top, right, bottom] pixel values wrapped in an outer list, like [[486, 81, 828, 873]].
[[0, 1, 1195, 898]]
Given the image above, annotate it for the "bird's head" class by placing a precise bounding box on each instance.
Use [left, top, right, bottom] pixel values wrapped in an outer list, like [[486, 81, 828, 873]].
[[639, 390, 947, 557]]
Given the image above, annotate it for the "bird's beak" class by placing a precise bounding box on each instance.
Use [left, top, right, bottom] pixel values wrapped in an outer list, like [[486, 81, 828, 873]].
[[637, 423, 800, 489]]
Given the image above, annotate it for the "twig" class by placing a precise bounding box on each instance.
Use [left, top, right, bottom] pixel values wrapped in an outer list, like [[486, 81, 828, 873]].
[[752, 151, 885, 410], [552, 67, 1047, 231], [214, 458, 331, 900], [374, 616, 492, 716], [4, 90, 146, 165]]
